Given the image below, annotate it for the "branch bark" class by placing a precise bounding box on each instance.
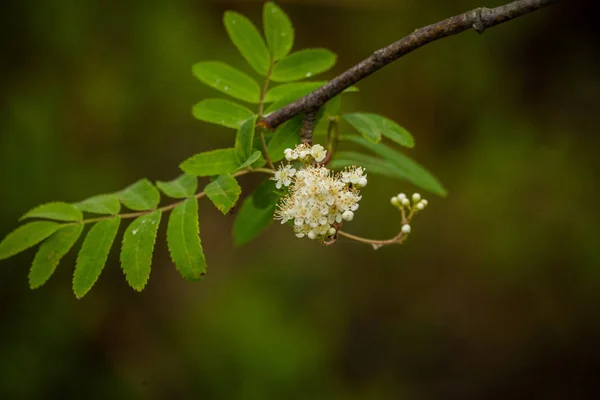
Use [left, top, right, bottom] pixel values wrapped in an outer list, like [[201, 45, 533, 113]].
[[261, 0, 559, 130]]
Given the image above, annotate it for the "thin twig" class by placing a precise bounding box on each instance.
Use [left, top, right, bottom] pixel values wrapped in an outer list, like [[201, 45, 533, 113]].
[[260, 0, 559, 130]]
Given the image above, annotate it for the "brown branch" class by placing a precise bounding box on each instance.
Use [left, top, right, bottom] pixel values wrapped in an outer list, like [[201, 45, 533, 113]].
[[261, 0, 559, 130]]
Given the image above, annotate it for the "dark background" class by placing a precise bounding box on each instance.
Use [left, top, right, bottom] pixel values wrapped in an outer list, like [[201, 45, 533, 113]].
[[1, 0, 598, 398]]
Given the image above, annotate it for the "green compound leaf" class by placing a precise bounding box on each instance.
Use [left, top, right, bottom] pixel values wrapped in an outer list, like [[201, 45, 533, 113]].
[[0, 221, 62, 261], [271, 49, 337, 83], [192, 99, 255, 129], [180, 148, 240, 177], [21, 202, 83, 222], [224, 11, 270, 76], [73, 217, 121, 299], [118, 179, 161, 211], [233, 187, 279, 246], [193, 61, 261, 103], [342, 136, 447, 196], [344, 113, 414, 148], [235, 116, 257, 161], [267, 116, 302, 162], [120, 210, 162, 292], [263, 2, 294, 61], [167, 198, 206, 281], [29, 224, 83, 289], [75, 194, 121, 215], [205, 174, 242, 215], [237, 151, 262, 170], [156, 174, 198, 199]]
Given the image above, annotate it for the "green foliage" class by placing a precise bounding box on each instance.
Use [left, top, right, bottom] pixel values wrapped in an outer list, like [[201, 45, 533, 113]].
[[73, 218, 121, 299], [233, 180, 280, 245], [334, 136, 447, 196], [29, 224, 83, 289], [263, 2, 294, 61], [75, 194, 121, 215], [119, 179, 161, 211], [224, 11, 270, 75], [120, 211, 162, 291], [193, 61, 261, 103], [344, 113, 414, 147], [180, 148, 241, 177], [21, 202, 83, 222], [205, 174, 242, 214], [0, 221, 62, 261], [0, 1, 447, 296], [156, 174, 198, 199], [235, 116, 257, 161], [193, 99, 255, 129], [271, 49, 337, 82], [167, 198, 207, 280]]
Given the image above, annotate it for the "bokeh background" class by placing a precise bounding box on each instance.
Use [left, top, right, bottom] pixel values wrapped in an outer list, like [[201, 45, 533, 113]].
[[1, 0, 598, 398]]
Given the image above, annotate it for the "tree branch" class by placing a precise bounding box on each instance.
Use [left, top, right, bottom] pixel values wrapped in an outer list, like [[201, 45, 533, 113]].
[[261, 0, 559, 130]]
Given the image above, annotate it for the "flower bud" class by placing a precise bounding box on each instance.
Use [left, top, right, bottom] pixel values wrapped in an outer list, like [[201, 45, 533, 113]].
[[342, 210, 354, 221], [416, 202, 425, 210], [358, 177, 368, 187], [420, 199, 428, 207], [307, 231, 317, 240], [398, 193, 407, 200], [401, 224, 411, 234], [328, 227, 336, 236], [412, 193, 421, 202], [391, 196, 399, 206], [401, 198, 410, 206]]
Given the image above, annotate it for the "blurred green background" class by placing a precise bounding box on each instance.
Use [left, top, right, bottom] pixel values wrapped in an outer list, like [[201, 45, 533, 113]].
[[1, 0, 598, 398]]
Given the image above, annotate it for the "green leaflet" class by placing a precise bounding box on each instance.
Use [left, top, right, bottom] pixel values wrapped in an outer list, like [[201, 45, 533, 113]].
[[233, 187, 279, 246], [264, 81, 324, 103], [193, 99, 255, 129], [252, 178, 280, 209], [224, 11, 270, 76], [75, 194, 121, 215], [120, 211, 162, 292], [21, 202, 83, 222], [267, 116, 302, 162], [342, 136, 447, 196], [73, 217, 121, 299], [204, 174, 242, 214], [156, 174, 198, 199], [167, 198, 206, 280], [193, 61, 261, 103], [344, 113, 414, 147], [0, 221, 62, 261], [119, 179, 161, 211], [180, 148, 240, 177], [263, 2, 294, 61], [271, 49, 337, 82], [343, 113, 381, 143], [235, 116, 257, 161], [29, 224, 83, 289], [237, 151, 262, 170]]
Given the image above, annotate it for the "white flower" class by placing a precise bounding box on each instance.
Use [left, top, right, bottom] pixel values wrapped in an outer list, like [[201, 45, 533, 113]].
[[311, 144, 327, 163], [402, 224, 411, 234], [272, 164, 296, 189]]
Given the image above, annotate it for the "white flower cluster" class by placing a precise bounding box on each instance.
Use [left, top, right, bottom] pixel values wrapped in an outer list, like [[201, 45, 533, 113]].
[[272, 143, 367, 241]]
